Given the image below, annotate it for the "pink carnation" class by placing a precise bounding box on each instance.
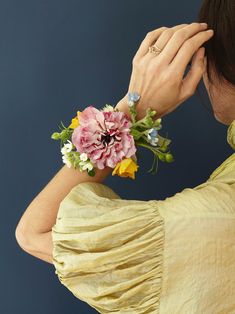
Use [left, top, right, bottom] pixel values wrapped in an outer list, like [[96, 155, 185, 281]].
[[71, 106, 136, 169]]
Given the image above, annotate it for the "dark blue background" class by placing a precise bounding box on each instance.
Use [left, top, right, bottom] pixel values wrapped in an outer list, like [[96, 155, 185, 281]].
[[1, 0, 232, 313]]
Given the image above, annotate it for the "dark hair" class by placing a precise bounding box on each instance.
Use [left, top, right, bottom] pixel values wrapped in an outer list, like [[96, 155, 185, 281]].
[[197, 0, 235, 86]]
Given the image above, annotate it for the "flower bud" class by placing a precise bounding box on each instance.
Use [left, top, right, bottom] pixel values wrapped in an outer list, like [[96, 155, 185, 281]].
[[150, 110, 157, 117], [160, 145, 168, 152], [157, 152, 166, 162], [88, 168, 96, 176], [165, 153, 174, 163], [51, 132, 61, 140], [145, 117, 153, 127]]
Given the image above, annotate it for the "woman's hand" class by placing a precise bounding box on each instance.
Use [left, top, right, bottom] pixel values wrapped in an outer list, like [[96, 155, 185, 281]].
[[115, 22, 214, 120]]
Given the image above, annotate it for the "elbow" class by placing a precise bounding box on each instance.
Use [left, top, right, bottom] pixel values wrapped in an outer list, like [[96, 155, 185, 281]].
[[15, 223, 34, 252]]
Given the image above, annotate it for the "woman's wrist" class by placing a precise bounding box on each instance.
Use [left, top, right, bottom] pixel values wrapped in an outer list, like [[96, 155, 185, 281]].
[[115, 96, 130, 116], [115, 95, 146, 120], [115, 94, 161, 121], [51, 94, 173, 179]]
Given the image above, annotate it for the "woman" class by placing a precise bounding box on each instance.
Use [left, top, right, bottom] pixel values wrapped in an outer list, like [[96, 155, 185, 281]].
[[15, 0, 235, 313]]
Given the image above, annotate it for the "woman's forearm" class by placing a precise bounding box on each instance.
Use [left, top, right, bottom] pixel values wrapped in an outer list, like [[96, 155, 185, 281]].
[[15, 97, 128, 251], [16, 97, 129, 247], [15, 163, 113, 245]]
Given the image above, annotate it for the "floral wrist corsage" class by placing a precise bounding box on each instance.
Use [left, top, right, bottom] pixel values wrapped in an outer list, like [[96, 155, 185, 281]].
[[51, 92, 174, 179]]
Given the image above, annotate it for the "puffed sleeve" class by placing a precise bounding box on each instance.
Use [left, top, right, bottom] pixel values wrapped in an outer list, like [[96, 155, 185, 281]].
[[51, 181, 164, 314]]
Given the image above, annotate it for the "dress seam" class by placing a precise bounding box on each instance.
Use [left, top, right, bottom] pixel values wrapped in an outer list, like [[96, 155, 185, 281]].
[[149, 200, 166, 314]]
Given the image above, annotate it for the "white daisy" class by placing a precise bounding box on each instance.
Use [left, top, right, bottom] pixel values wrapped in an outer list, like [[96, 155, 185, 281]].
[[103, 104, 114, 112], [79, 161, 94, 171], [62, 154, 72, 168], [80, 152, 88, 162], [61, 140, 73, 155]]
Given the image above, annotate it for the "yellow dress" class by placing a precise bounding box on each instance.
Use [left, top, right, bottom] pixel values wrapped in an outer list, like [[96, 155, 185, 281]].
[[51, 120, 235, 314]]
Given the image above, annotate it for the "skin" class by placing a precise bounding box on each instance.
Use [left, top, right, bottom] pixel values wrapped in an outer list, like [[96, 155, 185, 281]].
[[202, 58, 235, 125], [115, 22, 214, 119], [16, 22, 222, 265]]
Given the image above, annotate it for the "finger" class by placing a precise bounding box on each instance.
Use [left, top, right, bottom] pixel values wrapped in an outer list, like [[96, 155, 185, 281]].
[[155, 22, 209, 65], [179, 47, 206, 101], [144, 24, 188, 61], [134, 27, 167, 60], [170, 29, 213, 77], [134, 24, 188, 60]]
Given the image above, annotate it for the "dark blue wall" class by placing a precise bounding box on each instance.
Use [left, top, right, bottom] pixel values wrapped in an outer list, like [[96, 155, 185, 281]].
[[1, 0, 232, 313]]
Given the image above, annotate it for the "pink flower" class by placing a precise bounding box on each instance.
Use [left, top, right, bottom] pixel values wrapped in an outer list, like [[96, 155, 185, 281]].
[[71, 106, 136, 169]]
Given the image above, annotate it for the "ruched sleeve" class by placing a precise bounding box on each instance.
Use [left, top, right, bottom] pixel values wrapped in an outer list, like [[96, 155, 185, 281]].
[[52, 120, 235, 313], [51, 181, 164, 314]]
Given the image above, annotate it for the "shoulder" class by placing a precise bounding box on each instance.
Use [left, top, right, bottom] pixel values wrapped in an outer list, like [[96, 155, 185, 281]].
[[154, 153, 235, 220]]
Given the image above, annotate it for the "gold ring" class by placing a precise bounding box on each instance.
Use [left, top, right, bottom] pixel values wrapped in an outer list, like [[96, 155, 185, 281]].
[[148, 45, 162, 55]]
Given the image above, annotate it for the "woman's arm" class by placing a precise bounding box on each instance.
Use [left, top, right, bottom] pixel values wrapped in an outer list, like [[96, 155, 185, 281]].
[[15, 94, 128, 264], [15, 160, 118, 264], [15, 22, 213, 264]]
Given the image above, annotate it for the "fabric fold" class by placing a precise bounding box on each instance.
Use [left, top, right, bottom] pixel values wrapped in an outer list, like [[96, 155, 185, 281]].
[[51, 182, 165, 314]]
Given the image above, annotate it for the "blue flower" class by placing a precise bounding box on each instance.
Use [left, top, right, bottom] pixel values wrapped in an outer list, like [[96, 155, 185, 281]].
[[128, 92, 141, 102], [127, 92, 141, 107], [147, 128, 159, 146]]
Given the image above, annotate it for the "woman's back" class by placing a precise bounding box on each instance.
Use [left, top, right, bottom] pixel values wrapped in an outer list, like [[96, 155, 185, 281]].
[[51, 121, 235, 314], [157, 153, 235, 313]]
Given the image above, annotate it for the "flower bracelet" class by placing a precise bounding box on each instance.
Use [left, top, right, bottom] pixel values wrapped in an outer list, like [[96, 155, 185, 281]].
[[51, 92, 174, 179]]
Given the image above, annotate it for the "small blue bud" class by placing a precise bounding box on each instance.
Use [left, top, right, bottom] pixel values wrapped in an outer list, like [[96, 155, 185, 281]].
[[127, 92, 141, 103]]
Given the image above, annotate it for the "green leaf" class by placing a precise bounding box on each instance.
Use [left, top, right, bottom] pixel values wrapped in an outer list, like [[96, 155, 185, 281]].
[[157, 134, 169, 144], [60, 129, 73, 143]]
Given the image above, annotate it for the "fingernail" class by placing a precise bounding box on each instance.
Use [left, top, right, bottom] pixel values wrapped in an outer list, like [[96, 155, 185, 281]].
[[200, 23, 208, 27], [207, 29, 214, 34]]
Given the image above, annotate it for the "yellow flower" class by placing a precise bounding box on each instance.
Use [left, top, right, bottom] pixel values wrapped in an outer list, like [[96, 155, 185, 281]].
[[69, 111, 81, 129], [112, 158, 139, 179]]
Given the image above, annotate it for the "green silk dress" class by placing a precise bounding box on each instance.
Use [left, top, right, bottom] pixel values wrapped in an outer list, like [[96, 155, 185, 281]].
[[51, 120, 235, 314]]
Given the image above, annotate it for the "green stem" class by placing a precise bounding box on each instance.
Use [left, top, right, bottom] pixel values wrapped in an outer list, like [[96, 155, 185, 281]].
[[136, 141, 162, 155], [132, 120, 149, 128], [131, 111, 152, 127], [148, 154, 158, 174]]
